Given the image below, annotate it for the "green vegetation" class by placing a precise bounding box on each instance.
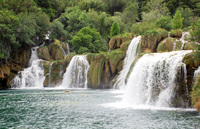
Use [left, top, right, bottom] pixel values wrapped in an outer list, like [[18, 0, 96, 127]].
[[110, 22, 120, 37], [0, 0, 200, 62], [172, 10, 184, 29]]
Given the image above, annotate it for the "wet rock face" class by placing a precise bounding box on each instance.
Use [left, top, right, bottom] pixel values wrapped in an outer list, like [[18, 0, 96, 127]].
[[109, 34, 134, 50], [87, 49, 125, 89], [141, 29, 168, 52]]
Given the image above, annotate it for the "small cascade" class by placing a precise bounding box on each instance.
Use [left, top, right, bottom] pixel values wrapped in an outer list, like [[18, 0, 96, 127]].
[[60, 55, 90, 88], [66, 43, 70, 54], [180, 32, 190, 50], [194, 66, 200, 81], [123, 50, 192, 107], [114, 36, 141, 89], [11, 47, 45, 88], [173, 39, 178, 51], [168, 32, 171, 38], [60, 46, 66, 57], [48, 62, 55, 87]]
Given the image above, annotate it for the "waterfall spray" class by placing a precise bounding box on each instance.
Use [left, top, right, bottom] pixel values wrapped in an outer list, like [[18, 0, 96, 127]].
[[123, 50, 192, 107], [114, 36, 141, 89], [11, 47, 45, 89], [60, 55, 90, 88]]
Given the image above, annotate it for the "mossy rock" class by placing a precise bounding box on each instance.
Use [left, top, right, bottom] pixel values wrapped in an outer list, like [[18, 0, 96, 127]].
[[0, 64, 10, 79], [42, 59, 70, 87], [157, 38, 176, 52], [109, 34, 134, 50], [191, 75, 200, 111], [183, 42, 193, 50], [170, 29, 182, 38], [48, 39, 64, 60], [38, 46, 52, 61], [13, 49, 31, 68], [87, 53, 106, 88], [120, 40, 131, 52], [141, 29, 165, 52], [108, 49, 125, 74]]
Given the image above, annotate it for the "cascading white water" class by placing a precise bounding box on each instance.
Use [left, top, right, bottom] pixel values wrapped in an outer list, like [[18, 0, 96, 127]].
[[173, 39, 178, 51], [11, 47, 45, 89], [114, 36, 141, 89], [60, 55, 90, 88], [180, 32, 190, 50], [123, 50, 192, 107], [66, 43, 70, 54], [48, 62, 55, 87], [60, 46, 66, 57], [194, 66, 200, 81]]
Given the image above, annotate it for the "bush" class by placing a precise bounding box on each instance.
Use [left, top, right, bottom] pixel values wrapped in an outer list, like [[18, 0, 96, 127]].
[[72, 26, 107, 54], [172, 10, 184, 29], [110, 22, 120, 37], [156, 16, 172, 31], [78, 47, 89, 54]]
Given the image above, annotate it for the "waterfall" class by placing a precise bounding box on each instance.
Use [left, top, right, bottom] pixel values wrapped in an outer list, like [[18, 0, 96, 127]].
[[180, 32, 190, 50], [173, 39, 178, 51], [60, 46, 66, 57], [123, 50, 192, 107], [194, 66, 200, 81], [48, 62, 55, 87], [114, 36, 141, 89], [11, 47, 45, 89], [60, 55, 90, 88], [66, 43, 70, 54]]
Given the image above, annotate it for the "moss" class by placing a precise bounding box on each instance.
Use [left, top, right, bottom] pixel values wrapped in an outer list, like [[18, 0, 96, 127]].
[[38, 46, 52, 61], [120, 40, 131, 52], [191, 75, 200, 111], [170, 29, 182, 38], [183, 42, 193, 50], [141, 29, 163, 52], [108, 49, 125, 74], [87, 53, 106, 88], [109, 34, 134, 50], [48, 40, 64, 60], [175, 41, 182, 50], [157, 38, 175, 52]]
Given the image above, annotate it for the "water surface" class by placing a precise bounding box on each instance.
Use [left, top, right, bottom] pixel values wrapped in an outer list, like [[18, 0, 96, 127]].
[[0, 89, 199, 128]]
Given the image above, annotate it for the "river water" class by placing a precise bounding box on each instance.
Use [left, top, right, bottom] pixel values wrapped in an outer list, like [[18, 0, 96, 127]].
[[0, 89, 200, 129]]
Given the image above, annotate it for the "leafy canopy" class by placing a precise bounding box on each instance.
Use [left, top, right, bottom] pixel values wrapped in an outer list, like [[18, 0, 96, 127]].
[[72, 26, 107, 54], [110, 22, 120, 37], [172, 10, 184, 29]]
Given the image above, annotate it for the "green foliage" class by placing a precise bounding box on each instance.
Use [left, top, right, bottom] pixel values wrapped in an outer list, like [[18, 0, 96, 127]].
[[110, 22, 120, 37], [191, 19, 200, 42], [172, 10, 184, 29], [72, 26, 107, 54], [50, 20, 68, 41], [131, 22, 156, 35], [78, 0, 105, 12], [155, 16, 172, 31], [142, 0, 169, 22]]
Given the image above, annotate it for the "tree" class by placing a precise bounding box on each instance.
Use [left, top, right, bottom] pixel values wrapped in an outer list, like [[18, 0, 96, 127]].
[[110, 22, 120, 37], [191, 19, 200, 42], [172, 10, 184, 29], [142, 0, 169, 22], [72, 26, 107, 54], [50, 20, 68, 41]]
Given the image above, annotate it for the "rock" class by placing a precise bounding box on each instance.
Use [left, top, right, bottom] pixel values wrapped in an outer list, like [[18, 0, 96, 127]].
[[157, 38, 175, 52], [87, 53, 106, 89], [38, 46, 52, 61], [109, 49, 125, 74], [170, 29, 183, 38], [13, 48, 31, 68], [183, 42, 193, 50], [109, 34, 134, 50], [141, 29, 168, 52], [191, 75, 200, 112], [48, 39, 64, 60]]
